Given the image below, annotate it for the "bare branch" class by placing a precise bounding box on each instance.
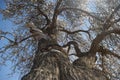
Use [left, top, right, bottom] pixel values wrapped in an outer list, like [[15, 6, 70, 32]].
[[114, 17, 120, 23], [29, 4, 50, 26], [52, 0, 63, 25], [62, 41, 88, 57], [18, 34, 37, 43], [58, 7, 103, 22], [0, 34, 37, 54], [35, 6, 50, 26], [0, 43, 17, 53], [89, 29, 120, 54], [41, 0, 63, 35], [0, 36, 14, 43], [98, 46, 120, 59], [60, 29, 88, 34], [60, 29, 91, 39], [103, 4, 120, 30], [0, 31, 13, 36], [45, 0, 63, 35]]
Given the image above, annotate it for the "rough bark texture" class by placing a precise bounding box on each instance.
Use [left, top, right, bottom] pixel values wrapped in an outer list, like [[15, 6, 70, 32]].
[[21, 48, 108, 80]]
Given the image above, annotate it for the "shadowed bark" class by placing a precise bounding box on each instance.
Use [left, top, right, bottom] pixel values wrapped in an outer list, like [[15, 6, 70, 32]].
[[21, 47, 108, 80]]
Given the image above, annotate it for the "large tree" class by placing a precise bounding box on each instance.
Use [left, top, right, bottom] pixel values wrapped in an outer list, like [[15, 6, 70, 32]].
[[0, 0, 120, 80]]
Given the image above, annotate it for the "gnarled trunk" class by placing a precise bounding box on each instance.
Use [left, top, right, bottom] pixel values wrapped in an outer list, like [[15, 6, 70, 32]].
[[21, 48, 108, 80]]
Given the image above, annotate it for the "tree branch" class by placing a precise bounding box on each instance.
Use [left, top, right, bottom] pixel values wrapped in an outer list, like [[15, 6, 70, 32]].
[[60, 29, 88, 34], [0, 34, 38, 54], [62, 41, 88, 57], [30, 4, 50, 26], [98, 46, 120, 59], [18, 34, 38, 43], [44, 0, 63, 35], [36, 6, 50, 26], [103, 4, 120, 30], [114, 17, 120, 23], [58, 7, 103, 22], [88, 4, 120, 56], [0, 36, 14, 43], [89, 29, 120, 54], [60, 29, 91, 39], [52, 0, 63, 26]]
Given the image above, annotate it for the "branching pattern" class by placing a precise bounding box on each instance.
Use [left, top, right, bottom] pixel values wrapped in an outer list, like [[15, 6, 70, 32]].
[[0, 0, 120, 79]]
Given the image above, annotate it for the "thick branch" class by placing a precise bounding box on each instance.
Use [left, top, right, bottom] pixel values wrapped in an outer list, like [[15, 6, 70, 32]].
[[45, 0, 63, 34], [58, 7, 103, 22], [103, 4, 120, 30], [98, 46, 120, 59], [89, 29, 120, 54], [62, 41, 88, 57], [60, 29, 91, 38], [52, 0, 63, 26], [88, 4, 120, 56]]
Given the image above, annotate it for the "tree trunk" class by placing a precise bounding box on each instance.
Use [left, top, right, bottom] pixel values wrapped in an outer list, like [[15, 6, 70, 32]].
[[21, 47, 108, 80]]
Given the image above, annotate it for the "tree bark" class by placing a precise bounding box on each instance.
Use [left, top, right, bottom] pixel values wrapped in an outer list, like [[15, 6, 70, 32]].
[[21, 48, 108, 80]]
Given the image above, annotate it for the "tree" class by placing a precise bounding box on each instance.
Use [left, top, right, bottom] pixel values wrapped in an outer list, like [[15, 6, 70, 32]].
[[0, 0, 120, 80]]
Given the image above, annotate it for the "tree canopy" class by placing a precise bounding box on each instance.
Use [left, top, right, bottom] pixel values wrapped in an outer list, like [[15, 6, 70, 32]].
[[0, 0, 120, 80]]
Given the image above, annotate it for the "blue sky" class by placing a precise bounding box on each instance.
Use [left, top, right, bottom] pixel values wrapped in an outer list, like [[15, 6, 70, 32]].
[[0, 0, 20, 80]]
